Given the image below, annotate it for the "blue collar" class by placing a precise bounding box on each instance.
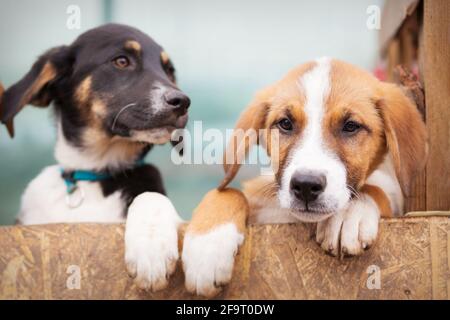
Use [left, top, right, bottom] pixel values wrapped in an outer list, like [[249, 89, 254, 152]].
[[60, 159, 146, 194], [61, 169, 111, 194]]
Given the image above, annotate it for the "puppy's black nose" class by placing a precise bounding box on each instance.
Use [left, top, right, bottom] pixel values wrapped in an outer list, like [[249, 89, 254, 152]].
[[290, 171, 327, 203], [164, 90, 190, 115]]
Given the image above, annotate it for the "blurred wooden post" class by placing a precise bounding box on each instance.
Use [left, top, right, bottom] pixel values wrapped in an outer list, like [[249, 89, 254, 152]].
[[382, 0, 450, 212], [421, 0, 450, 211], [406, 3, 427, 213]]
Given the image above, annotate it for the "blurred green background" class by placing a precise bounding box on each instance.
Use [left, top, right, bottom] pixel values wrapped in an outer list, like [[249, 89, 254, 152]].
[[0, 0, 383, 224]]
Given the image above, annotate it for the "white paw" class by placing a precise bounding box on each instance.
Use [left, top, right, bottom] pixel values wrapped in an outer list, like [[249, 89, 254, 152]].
[[316, 195, 380, 257], [182, 223, 244, 297], [125, 192, 182, 291]]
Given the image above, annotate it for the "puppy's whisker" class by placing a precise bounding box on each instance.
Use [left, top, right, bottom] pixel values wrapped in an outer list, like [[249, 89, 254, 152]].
[[111, 103, 137, 131], [255, 180, 279, 199], [347, 185, 360, 200]]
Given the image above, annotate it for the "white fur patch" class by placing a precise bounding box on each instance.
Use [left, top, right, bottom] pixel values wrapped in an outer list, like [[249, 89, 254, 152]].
[[149, 81, 169, 113], [182, 223, 244, 297], [18, 165, 125, 225], [251, 207, 299, 224], [130, 127, 174, 145], [125, 192, 183, 291], [316, 194, 380, 256], [278, 57, 350, 220]]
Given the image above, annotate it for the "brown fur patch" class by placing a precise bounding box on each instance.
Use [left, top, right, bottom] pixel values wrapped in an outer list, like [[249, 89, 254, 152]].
[[187, 188, 249, 235], [1, 80, 14, 136], [1, 62, 56, 137], [74, 90, 105, 129], [20, 62, 56, 107], [361, 184, 393, 217], [160, 51, 170, 65], [75, 76, 92, 104], [91, 98, 107, 118], [0, 82, 4, 129], [219, 94, 269, 189], [75, 76, 92, 105], [0, 82, 4, 103], [124, 40, 141, 53], [82, 127, 145, 164], [376, 83, 428, 195]]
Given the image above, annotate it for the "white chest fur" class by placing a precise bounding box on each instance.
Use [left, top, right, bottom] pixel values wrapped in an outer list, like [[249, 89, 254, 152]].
[[18, 165, 126, 225]]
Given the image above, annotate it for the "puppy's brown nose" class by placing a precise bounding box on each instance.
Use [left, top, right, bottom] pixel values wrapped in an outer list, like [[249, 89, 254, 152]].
[[164, 90, 190, 116], [290, 171, 327, 203]]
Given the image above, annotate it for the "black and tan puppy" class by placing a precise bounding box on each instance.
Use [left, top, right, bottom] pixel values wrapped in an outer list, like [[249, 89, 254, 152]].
[[0, 24, 190, 291]]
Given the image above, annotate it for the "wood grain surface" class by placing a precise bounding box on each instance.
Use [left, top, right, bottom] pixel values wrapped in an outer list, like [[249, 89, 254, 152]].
[[422, 0, 450, 211], [0, 218, 449, 299]]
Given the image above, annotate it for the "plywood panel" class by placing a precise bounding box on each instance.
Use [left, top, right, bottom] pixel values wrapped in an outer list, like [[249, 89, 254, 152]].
[[0, 219, 449, 300]]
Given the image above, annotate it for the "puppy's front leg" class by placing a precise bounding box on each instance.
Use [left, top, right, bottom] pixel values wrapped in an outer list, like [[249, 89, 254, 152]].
[[316, 184, 391, 257], [125, 192, 182, 291], [182, 188, 249, 297]]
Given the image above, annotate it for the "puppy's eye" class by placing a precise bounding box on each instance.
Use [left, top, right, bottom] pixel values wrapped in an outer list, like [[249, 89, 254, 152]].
[[342, 120, 361, 133], [277, 118, 293, 132], [163, 62, 176, 82], [166, 65, 175, 73], [112, 56, 130, 69]]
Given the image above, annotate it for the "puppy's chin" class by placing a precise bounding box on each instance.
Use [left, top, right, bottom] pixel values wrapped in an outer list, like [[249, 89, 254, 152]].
[[280, 198, 343, 223], [288, 210, 335, 223], [129, 127, 175, 144]]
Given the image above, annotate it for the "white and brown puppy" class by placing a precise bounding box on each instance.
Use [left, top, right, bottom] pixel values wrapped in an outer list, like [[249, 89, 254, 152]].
[[182, 57, 427, 297], [0, 24, 190, 291]]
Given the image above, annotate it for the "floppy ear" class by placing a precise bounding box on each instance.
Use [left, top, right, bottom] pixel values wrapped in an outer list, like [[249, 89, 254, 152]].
[[377, 82, 428, 196], [0, 46, 70, 137], [218, 89, 272, 190], [0, 82, 4, 112]]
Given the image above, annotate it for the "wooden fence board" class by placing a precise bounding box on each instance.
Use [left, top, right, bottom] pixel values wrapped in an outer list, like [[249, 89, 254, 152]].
[[422, 0, 450, 211], [0, 218, 449, 299]]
